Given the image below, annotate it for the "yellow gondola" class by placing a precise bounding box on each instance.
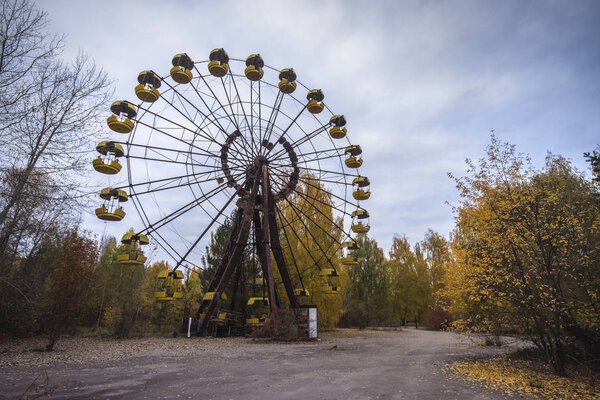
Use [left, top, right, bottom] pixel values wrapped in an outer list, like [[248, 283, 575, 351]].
[[341, 239, 360, 266], [342, 240, 359, 251], [329, 115, 347, 139], [345, 145, 363, 168], [107, 100, 137, 134], [320, 268, 340, 294], [117, 233, 149, 265], [247, 297, 269, 306], [95, 187, 128, 221], [202, 291, 227, 301], [135, 70, 162, 102], [351, 208, 370, 234], [294, 288, 310, 297], [352, 176, 371, 200], [341, 256, 359, 266], [306, 89, 325, 114], [93, 141, 124, 175], [170, 53, 194, 84], [208, 48, 229, 78], [244, 54, 264, 81], [155, 270, 184, 301], [278, 68, 297, 94], [246, 296, 269, 328]]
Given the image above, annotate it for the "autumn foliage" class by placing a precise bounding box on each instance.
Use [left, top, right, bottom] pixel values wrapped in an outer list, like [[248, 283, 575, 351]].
[[445, 137, 600, 374]]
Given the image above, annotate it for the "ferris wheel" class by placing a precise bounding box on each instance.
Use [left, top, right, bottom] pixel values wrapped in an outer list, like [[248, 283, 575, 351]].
[[92, 48, 371, 333]]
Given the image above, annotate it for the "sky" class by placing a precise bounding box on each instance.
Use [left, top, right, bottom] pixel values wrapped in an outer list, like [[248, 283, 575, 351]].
[[37, 0, 600, 261]]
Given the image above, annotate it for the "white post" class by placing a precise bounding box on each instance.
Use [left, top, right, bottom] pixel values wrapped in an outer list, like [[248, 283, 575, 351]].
[[187, 317, 192, 338]]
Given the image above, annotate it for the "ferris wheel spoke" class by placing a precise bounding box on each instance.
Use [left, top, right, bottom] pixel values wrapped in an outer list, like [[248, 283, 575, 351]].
[[271, 146, 343, 164], [173, 191, 237, 270], [269, 122, 330, 161], [276, 208, 307, 292], [160, 78, 225, 143], [139, 179, 235, 235], [136, 103, 222, 149], [274, 204, 324, 272], [274, 200, 339, 272], [269, 171, 352, 220], [193, 69, 255, 160], [126, 154, 214, 167], [280, 198, 345, 276], [275, 146, 343, 160], [134, 115, 222, 156], [229, 138, 255, 166], [270, 162, 357, 180], [268, 172, 344, 236], [116, 141, 221, 160], [224, 69, 255, 156], [117, 168, 223, 191], [261, 91, 284, 154], [128, 174, 227, 197], [295, 174, 360, 211], [282, 151, 350, 166], [130, 197, 201, 269]]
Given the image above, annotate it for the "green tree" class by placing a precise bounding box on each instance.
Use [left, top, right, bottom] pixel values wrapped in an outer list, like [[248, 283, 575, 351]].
[[346, 234, 388, 327], [387, 235, 418, 326]]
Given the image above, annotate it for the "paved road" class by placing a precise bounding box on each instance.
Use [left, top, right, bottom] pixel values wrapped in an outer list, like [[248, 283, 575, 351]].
[[1, 329, 523, 399]]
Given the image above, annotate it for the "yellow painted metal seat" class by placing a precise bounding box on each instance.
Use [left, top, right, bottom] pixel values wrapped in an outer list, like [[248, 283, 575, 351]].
[[341, 256, 359, 266], [353, 189, 370, 200], [121, 232, 149, 245], [135, 85, 159, 102], [352, 176, 371, 200], [100, 187, 128, 202], [344, 145, 363, 169], [208, 48, 229, 77], [329, 126, 347, 139], [247, 297, 269, 306], [107, 100, 137, 134], [95, 206, 126, 221], [351, 222, 370, 234], [294, 288, 310, 297], [135, 70, 162, 102], [96, 141, 125, 157], [117, 252, 147, 265], [155, 269, 184, 301], [107, 115, 134, 134], [170, 53, 194, 84], [118, 232, 149, 265], [95, 187, 128, 221], [345, 157, 363, 168], [320, 268, 340, 294], [278, 68, 297, 93], [351, 208, 370, 233], [306, 89, 324, 114], [321, 283, 339, 295], [329, 115, 347, 139], [170, 66, 193, 84], [93, 157, 121, 174], [202, 291, 227, 301], [244, 54, 264, 81], [342, 241, 359, 251]]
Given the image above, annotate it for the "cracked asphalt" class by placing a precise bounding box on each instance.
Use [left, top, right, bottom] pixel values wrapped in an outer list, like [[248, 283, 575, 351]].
[[0, 328, 525, 399]]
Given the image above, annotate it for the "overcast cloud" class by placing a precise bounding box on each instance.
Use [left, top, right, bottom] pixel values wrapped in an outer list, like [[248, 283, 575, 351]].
[[38, 0, 600, 259]]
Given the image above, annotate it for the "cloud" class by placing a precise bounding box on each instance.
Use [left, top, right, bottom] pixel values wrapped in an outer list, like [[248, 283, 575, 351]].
[[41, 0, 600, 257]]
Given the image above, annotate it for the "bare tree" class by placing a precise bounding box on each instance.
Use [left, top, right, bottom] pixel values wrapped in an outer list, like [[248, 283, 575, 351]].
[[0, 0, 111, 258]]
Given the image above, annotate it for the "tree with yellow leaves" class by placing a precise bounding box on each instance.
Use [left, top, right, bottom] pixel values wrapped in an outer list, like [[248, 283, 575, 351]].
[[447, 136, 600, 374], [277, 174, 345, 329]]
